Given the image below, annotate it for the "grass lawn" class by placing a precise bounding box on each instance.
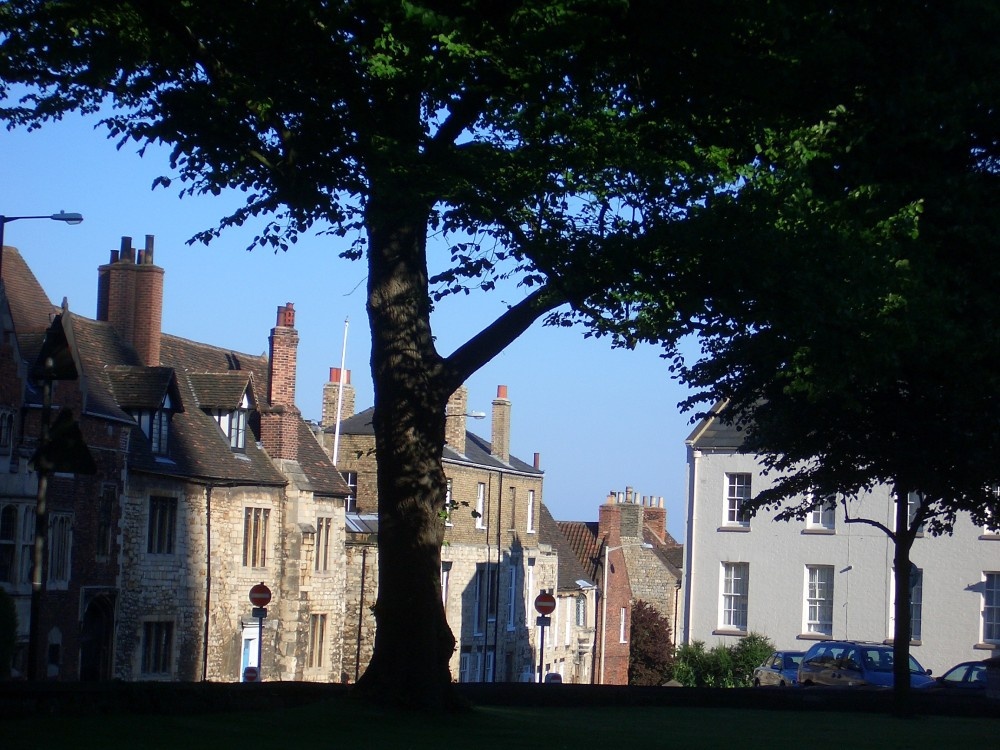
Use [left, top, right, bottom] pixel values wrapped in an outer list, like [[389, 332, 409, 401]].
[[5, 697, 996, 750]]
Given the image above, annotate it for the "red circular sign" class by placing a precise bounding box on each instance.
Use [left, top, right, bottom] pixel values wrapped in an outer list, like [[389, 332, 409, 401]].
[[534, 592, 556, 615], [243, 665, 259, 682], [249, 582, 272, 607]]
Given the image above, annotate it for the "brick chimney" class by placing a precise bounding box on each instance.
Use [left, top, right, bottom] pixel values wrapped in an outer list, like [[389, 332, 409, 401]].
[[641, 496, 668, 543], [261, 302, 300, 460], [322, 367, 355, 428], [491, 385, 511, 463], [445, 386, 467, 454], [268, 303, 298, 408], [96, 235, 164, 366]]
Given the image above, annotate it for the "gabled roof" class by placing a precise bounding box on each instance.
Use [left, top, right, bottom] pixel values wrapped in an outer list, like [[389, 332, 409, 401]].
[[686, 400, 745, 450], [105, 366, 182, 411], [186, 371, 252, 410]]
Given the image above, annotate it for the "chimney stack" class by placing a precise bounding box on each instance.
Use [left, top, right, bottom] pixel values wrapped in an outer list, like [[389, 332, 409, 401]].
[[491, 385, 510, 463], [445, 386, 468, 453], [322, 367, 355, 428], [268, 303, 298, 408], [96, 235, 164, 366], [261, 302, 301, 460]]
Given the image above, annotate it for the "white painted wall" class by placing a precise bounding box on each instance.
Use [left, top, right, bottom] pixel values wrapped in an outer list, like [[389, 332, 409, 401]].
[[684, 445, 1000, 675]]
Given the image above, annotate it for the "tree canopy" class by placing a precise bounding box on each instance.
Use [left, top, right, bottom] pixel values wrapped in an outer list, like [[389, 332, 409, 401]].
[[0, 0, 797, 707], [3, 0, 970, 708], [617, 1, 1000, 707]]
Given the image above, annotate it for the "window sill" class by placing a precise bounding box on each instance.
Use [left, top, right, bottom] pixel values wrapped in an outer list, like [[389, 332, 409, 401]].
[[717, 525, 751, 533], [973, 642, 999, 651], [802, 528, 835, 535], [796, 632, 832, 641], [883, 638, 922, 647], [712, 628, 748, 637], [978, 533, 1000, 541]]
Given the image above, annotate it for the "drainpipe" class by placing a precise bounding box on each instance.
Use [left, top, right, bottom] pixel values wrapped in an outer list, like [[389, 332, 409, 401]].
[[492, 471, 503, 681], [202, 485, 213, 681], [354, 545, 367, 682]]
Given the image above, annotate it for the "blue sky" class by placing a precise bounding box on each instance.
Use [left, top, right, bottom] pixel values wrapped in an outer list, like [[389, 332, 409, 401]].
[[1, 112, 697, 539]]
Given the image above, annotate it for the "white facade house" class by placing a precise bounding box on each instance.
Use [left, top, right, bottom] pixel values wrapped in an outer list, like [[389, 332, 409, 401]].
[[682, 410, 1000, 675]]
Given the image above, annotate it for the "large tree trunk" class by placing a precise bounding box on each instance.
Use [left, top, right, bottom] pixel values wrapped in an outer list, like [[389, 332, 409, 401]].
[[352, 190, 459, 709]]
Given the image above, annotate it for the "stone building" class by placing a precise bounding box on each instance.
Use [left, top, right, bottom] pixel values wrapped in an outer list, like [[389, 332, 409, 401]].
[[321, 376, 557, 682], [0, 239, 353, 682]]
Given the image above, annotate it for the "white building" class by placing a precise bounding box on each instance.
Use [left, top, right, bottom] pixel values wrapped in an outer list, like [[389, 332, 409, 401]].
[[682, 409, 1000, 675]]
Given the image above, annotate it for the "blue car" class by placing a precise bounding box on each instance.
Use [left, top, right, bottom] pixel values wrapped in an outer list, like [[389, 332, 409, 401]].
[[797, 640, 934, 688], [753, 650, 805, 687]]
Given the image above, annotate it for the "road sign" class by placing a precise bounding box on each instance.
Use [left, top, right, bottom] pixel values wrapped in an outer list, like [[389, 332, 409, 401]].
[[251, 606, 268, 619], [243, 665, 259, 682], [249, 582, 272, 607], [536, 615, 551, 627], [534, 592, 556, 615]]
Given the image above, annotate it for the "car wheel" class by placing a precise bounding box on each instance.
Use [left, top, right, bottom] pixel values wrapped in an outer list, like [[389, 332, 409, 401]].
[[753, 678, 760, 687], [779, 680, 786, 687]]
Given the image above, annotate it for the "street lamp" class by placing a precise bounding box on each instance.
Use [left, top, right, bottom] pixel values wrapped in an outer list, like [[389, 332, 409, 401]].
[[0, 211, 84, 284], [599, 540, 652, 685]]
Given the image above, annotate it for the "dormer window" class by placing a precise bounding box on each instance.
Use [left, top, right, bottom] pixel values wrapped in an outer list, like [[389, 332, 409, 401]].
[[129, 394, 173, 455], [212, 393, 249, 451]]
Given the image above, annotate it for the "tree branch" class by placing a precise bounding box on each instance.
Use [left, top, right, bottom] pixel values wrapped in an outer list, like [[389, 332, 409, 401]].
[[443, 285, 565, 391]]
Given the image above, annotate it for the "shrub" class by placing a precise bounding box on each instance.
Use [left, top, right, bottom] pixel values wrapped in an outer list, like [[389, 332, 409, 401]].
[[628, 600, 674, 686], [673, 632, 774, 688]]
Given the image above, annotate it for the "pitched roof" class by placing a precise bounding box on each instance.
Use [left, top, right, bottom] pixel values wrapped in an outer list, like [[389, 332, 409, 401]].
[[186, 371, 252, 410], [555, 520, 602, 583], [335, 406, 543, 475], [105, 366, 180, 410], [539, 505, 596, 591], [0, 246, 58, 335], [4, 249, 347, 495]]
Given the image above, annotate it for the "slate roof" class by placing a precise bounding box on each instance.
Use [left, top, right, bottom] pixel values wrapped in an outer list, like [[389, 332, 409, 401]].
[[0, 246, 59, 336], [4, 249, 349, 496], [335, 406, 543, 476], [105, 366, 180, 410], [539, 505, 596, 591], [186, 371, 253, 410]]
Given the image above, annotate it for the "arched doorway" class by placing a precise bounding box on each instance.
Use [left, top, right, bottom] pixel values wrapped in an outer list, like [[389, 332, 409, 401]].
[[80, 592, 115, 681]]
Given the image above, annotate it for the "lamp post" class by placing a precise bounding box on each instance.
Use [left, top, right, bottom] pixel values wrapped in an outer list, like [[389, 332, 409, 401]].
[[599, 540, 652, 685], [0, 211, 84, 285]]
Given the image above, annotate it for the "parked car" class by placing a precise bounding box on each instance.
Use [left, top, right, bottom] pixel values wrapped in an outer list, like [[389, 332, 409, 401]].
[[916, 660, 987, 692], [543, 672, 563, 683], [797, 640, 934, 688], [753, 650, 805, 687]]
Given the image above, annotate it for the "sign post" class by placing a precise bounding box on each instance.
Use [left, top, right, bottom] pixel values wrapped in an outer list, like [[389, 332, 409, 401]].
[[533, 592, 556, 683], [248, 582, 271, 682]]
